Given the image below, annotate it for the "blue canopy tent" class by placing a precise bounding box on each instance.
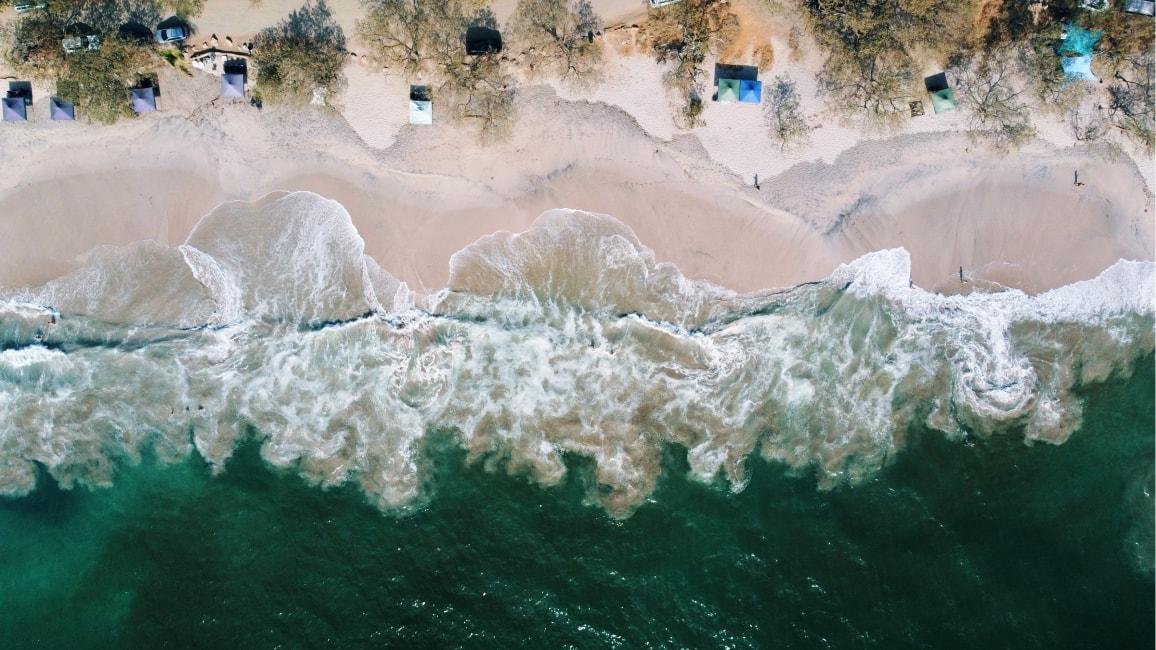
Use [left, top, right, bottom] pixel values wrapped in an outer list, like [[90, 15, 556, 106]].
[[131, 86, 156, 113], [50, 97, 76, 120], [2, 96, 27, 121], [738, 79, 762, 104]]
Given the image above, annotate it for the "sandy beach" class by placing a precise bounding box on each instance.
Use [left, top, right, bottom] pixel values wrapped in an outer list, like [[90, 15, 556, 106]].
[[0, 0, 1151, 300]]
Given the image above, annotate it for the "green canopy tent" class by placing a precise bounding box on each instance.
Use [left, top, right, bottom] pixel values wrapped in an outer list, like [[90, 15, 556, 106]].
[[716, 78, 740, 103]]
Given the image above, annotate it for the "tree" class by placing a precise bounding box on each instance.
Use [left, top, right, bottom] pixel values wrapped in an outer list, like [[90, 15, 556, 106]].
[[764, 74, 812, 149], [643, 0, 739, 127], [818, 48, 913, 128], [510, 0, 601, 84], [3, 0, 163, 123], [798, 0, 976, 127], [357, 0, 436, 75], [252, 0, 347, 105], [359, 0, 518, 141], [56, 36, 157, 123], [1108, 51, 1155, 151], [952, 51, 1036, 150], [161, 0, 205, 18]]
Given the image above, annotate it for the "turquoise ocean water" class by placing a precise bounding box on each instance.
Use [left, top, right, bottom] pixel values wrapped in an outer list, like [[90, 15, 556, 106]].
[[1, 201, 1153, 647], [2, 357, 1151, 648]]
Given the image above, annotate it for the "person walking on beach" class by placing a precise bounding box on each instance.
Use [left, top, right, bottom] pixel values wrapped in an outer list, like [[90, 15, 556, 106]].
[[754, 173, 760, 190]]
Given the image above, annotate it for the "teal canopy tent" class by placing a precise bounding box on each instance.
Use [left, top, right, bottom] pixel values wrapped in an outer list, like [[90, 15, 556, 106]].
[[717, 78, 740, 102], [1057, 24, 1101, 81]]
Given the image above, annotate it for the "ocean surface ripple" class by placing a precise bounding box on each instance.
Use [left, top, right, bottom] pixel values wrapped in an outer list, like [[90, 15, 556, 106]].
[[1, 192, 1152, 517]]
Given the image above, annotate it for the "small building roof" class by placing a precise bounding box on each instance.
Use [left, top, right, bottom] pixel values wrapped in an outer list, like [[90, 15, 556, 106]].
[[1124, 0, 1155, 14], [221, 72, 245, 98], [50, 97, 76, 120], [717, 78, 740, 102], [2, 96, 27, 122], [131, 86, 157, 113]]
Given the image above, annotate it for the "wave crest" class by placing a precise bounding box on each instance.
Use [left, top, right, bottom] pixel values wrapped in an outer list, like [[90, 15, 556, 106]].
[[0, 193, 1152, 516]]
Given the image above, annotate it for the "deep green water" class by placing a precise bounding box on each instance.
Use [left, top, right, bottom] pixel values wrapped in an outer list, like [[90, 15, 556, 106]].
[[2, 358, 1152, 649]]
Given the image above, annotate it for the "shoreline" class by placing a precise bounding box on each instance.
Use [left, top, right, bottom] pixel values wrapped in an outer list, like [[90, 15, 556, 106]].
[[0, 83, 1151, 300]]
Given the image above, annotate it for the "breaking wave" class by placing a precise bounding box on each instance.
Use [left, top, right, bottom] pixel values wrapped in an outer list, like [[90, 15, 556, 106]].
[[1, 192, 1152, 517]]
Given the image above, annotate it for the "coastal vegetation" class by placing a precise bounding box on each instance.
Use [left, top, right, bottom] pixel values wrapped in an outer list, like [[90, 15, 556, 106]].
[[358, 0, 516, 140], [794, 0, 1154, 149], [252, 0, 347, 105], [0, 0, 1149, 152], [764, 74, 811, 149], [1, 0, 192, 123], [642, 0, 739, 127], [509, 0, 602, 85]]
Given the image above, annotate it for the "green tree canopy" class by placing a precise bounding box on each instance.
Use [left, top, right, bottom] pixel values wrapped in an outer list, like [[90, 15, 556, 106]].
[[252, 0, 347, 105]]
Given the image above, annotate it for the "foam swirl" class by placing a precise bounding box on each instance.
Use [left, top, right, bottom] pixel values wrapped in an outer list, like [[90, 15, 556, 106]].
[[0, 193, 1151, 516]]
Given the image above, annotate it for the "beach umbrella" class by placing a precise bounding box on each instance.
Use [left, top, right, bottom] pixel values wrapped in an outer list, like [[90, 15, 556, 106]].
[[50, 97, 76, 120], [131, 86, 156, 113], [738, 79, 762, 104], [717, 78, 740, 103], [2, 96, 27, 121], [221, 72, 245, 99]]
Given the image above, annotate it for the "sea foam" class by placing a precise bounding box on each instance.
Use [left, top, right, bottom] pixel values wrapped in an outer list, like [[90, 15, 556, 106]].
[[0, 193, 1151, 516]]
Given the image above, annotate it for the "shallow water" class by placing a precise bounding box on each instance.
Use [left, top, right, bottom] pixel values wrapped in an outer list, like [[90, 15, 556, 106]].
[[0, 193, 1153, 645], [1, 356, 1151, 648]]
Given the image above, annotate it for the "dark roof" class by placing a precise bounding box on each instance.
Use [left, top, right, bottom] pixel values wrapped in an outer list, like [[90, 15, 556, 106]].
[[409, 85, 431, 102], [465, 26, 502, 55], [8, 80, 32, 104], [714, 63, 758, 84], [924, 72, 949, 93]]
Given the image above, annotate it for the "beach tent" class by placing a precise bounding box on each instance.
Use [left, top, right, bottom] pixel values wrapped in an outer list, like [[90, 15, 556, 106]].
[[924, 72, 957, 114], [717, 78, 740, 102], [221, 72, 245, 99], [50, 97, 75, 120], [1061, 55, 1097, 81], [131, 86, 156, 113], [409, 84, 432, 124], [2, 96, 27, 121], [1057, 24, 1101, 81], [738, 79, 762, 104]]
